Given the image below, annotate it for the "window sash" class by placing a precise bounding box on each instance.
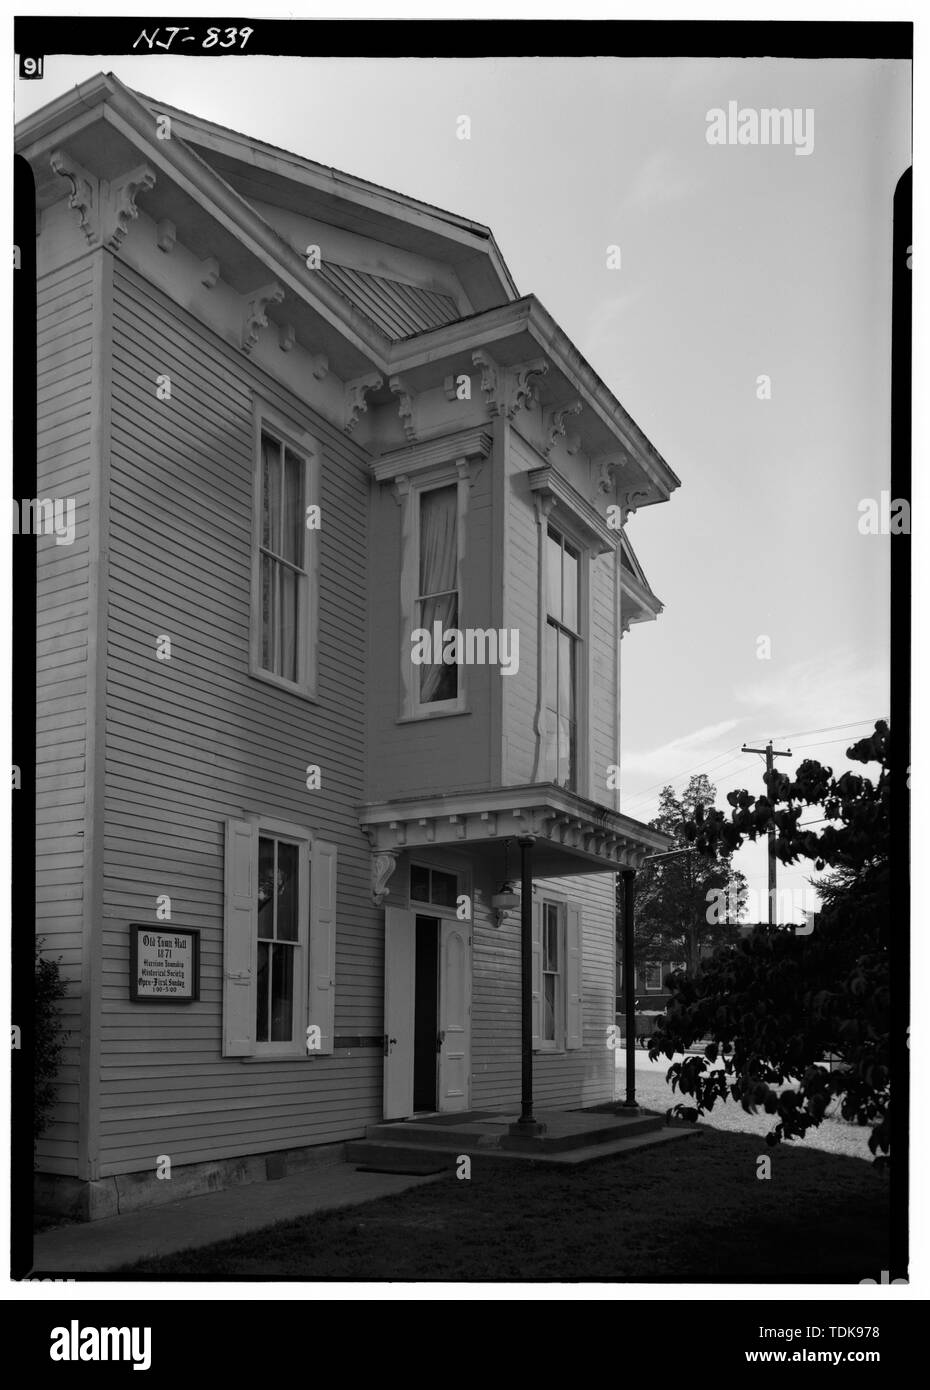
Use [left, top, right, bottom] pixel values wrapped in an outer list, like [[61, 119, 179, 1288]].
[[255, 833, 307, 1048], [416, 482, 461, 707], [256, 426, 312, 689], [541, 902, 563, 1044]]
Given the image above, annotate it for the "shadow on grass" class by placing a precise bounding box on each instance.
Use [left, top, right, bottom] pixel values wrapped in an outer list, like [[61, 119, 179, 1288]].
[[117, 1129, 889, 1283]]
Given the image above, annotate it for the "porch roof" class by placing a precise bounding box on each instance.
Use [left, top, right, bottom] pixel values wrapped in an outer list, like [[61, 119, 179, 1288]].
[[358, 782, 672, 879]]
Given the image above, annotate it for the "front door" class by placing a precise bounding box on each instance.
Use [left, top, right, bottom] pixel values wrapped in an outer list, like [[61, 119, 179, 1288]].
[[437, 917, 470, 1112], [383, 906, 471, 1118]]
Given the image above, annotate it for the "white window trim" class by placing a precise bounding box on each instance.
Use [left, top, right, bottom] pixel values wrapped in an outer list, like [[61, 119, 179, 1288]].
[[408, 860, 465, 916], [396, 461, 471, 721], [643, 963, 665, 993], [249, 398, 321, 701], [252, 816, 312, 1058], [538, 897, 565, 1053], [532, 498, 590, 797]]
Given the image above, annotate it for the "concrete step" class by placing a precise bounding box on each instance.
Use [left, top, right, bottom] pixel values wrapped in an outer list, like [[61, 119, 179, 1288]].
[[498, 1113, 664, 1153], [365, 1112, 665, 1154], [348, 1124, 702, 1173], [364, 1122, 501, 1149], [346, 1142, 457, 1175]]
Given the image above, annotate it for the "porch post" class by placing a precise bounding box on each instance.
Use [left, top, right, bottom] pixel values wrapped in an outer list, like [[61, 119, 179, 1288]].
[[620, 868, 640, 1111], [514, 834, 543, 1134]]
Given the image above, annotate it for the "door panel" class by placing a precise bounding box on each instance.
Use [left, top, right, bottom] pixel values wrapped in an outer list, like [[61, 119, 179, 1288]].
[[438, 919, 471, 1112], [383, 906, 415, 1120]]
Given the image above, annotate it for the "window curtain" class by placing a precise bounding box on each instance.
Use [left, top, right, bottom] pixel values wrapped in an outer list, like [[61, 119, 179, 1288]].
[[418, 485, 458, 702]]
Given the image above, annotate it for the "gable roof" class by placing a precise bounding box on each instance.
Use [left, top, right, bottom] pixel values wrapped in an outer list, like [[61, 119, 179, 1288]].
[[129, 85, 520, 315]]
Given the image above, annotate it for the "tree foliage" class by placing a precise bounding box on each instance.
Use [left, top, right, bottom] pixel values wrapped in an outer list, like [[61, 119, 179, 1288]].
[[35, 941, 68, 1142], [649, 722, 891, 1164], [630, 774, 748, 976]]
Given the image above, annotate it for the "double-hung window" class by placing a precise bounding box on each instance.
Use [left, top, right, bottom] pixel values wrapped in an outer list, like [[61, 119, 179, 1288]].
[[542, 901, 562, 1043], [223, 818, 337, 1057], [417, 483, 460, 706], [544, 525, 580, 789], [251, 404, 319, 697], [531, 896, 583, 1051], [394, 463, 468, 719], [643, 964, 665, 993]]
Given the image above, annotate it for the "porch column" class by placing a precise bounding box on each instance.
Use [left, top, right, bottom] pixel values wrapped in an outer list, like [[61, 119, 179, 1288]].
[[514, 834, 543, 1134], [620, 868, 640, 1111]]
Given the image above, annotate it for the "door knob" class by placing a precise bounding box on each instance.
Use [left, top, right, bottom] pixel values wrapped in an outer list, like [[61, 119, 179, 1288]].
[[436, 1030, 446, 1052], [383, 1035, 398, 1056]]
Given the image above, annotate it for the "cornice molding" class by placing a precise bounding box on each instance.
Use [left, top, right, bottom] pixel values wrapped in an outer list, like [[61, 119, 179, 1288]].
[[527, 464, 617, 555], [372, 426, 493, 484]]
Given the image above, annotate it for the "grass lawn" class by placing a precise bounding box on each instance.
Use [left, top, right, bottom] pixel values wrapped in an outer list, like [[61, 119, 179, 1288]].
[[120, 1128, 889, 1283]]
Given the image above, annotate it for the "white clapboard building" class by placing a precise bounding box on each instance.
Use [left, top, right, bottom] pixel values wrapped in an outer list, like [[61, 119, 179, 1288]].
[[19, 74, 678, 1218]]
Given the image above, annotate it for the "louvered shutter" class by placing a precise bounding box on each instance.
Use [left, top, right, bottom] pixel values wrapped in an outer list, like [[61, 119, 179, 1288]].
[[531, 897, 542, 1050], [565, 903, 583, 1050], [223, 819, 257, 1056], [309, 839, 337, 1054]]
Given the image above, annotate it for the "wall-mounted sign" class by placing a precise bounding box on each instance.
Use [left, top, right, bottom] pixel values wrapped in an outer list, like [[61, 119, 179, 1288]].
[[129, 925, 200, 1003]]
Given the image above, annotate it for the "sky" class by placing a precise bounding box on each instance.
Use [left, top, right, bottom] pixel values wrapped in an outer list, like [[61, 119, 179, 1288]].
[[16, 52, 911, 922]]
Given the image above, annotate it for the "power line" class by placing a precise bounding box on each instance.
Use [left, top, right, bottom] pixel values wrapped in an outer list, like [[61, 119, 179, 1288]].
[[789, 734, 882, 753], [766, 717, 882, 743], [623, 718, 882, 816], [623, 752, 761, 815], [621, 743, 743, 810]]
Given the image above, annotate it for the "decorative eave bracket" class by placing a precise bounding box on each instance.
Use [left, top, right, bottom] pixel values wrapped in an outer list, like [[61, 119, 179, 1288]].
[[345, 372, 383, 434], [472, 349, 549, 420], [241, 282, 285, 355], [50, 149, 156, 254]]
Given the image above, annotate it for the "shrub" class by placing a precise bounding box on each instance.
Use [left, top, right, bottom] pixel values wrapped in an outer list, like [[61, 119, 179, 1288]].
[[35, 941, 68, 1142]]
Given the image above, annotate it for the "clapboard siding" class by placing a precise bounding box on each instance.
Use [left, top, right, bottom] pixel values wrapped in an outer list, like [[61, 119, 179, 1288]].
[[97, 259, 382, 1176], [469, 860, 614, 1110], [34, 259, 96, 1174]]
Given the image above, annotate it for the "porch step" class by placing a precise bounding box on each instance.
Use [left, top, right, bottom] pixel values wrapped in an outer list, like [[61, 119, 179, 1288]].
[[347, 1125, 702, 1174], [347, 1143, 452, 1176], [365, 1110, 664, 1154]]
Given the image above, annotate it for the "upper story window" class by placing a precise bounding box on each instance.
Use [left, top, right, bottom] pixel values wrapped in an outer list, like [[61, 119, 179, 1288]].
[[393, 461, 469, 721], [250, 402, 319, 699], [543, 524, 581, 789], [417, 483, 459, 705]]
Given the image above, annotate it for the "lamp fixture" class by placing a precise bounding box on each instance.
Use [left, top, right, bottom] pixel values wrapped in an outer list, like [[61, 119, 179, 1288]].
[[491, 839, 521, 927]]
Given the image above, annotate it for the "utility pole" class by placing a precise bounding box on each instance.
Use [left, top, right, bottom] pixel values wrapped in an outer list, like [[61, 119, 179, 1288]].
[[741, 739, 792, 925]]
